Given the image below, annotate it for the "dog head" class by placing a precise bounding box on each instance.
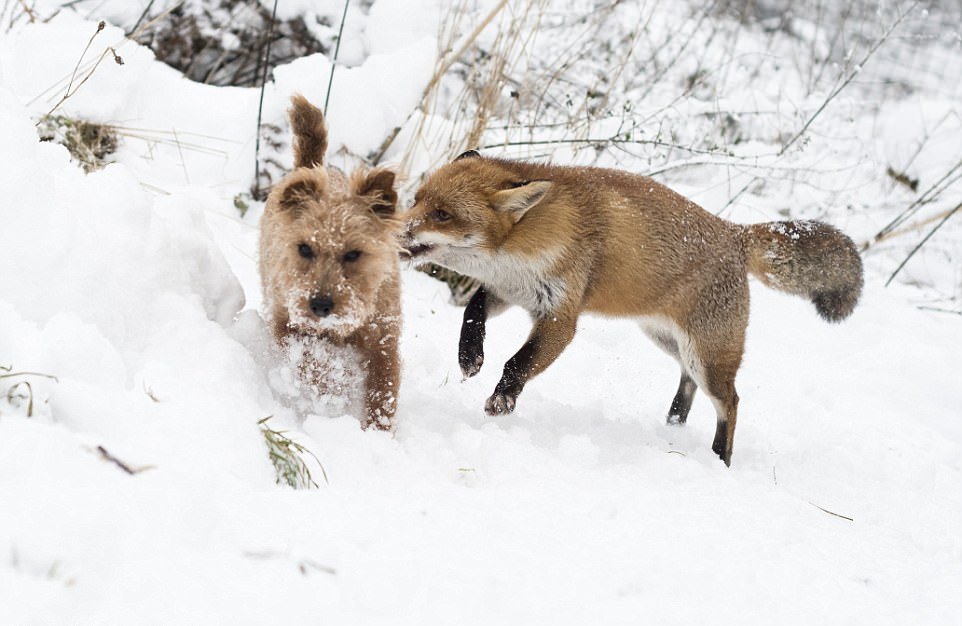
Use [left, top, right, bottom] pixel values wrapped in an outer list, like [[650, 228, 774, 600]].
[[259, 95, 399, 337]]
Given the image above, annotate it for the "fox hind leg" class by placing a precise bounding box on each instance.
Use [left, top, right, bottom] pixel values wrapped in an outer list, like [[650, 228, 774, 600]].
[[680, 338, 742, 466], [703, 369, 739, 466], [685, 269, 748, 465], [638, 318, 698, 425], [667, 373, 698, 425]]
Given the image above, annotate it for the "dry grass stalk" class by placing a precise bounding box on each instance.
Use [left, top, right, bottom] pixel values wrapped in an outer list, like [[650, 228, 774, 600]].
[[38, 115, 119, 172], [259, 416, 327, 489]]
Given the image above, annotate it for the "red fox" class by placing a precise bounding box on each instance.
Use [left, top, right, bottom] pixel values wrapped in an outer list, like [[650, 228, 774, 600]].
[[399, 150, 863, 465]]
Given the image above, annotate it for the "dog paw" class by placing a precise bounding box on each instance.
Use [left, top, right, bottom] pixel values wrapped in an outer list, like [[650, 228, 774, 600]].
[[460, 353, 483, 379], [361, 410, 394, 432], [484, 392, 516, 416]]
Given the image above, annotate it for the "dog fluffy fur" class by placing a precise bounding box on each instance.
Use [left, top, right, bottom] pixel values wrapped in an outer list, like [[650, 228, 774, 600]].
[[259, 94, 401, 429]]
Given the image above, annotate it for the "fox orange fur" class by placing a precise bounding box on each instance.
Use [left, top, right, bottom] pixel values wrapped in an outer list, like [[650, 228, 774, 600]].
[[260, 95, 401, 429], [399, 151, 862, 465]]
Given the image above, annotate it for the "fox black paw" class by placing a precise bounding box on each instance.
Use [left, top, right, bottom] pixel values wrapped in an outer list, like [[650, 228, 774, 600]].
[[484, 393, 516, 415], [460, 353, 484, 379]]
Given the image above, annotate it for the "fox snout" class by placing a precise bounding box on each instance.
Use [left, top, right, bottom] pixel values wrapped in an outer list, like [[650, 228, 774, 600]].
[[397, 223, 433, 260], [400, 241, 433, 259]]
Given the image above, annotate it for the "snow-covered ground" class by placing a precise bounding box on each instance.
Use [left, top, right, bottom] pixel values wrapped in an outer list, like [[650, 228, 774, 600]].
[[1, 2, 960, 624]]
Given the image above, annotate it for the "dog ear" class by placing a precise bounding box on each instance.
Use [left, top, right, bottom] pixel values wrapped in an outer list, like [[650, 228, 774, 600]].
[[274, 170, 326, 215], [354, 168, 397, 217], [489, 180, 552, 222], [289, 93, 328, 168]]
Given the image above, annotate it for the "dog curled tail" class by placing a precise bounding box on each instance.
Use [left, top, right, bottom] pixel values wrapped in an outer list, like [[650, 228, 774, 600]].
[[289, 93, 328, 168], [744, 220, 863, 322]]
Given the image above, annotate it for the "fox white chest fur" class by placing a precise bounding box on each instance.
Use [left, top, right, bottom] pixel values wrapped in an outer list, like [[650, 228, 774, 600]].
[[437, 246, 569, 316]]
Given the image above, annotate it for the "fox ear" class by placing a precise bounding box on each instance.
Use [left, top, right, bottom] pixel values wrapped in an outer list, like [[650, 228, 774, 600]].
[[454, 149, 480, 161], [289, 93, 327, 168], [490, 180, 552, 222], [354, 168, 397, 217]]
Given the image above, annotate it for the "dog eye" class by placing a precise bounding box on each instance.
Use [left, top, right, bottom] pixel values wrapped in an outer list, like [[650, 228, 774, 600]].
[[342, 250, 362, 262], [297, 243, 314, 259], [430, 209, 452, 223]]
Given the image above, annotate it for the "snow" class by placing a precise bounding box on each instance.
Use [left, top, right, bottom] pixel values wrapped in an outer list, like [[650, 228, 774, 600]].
[[1, 2, 960, 624]]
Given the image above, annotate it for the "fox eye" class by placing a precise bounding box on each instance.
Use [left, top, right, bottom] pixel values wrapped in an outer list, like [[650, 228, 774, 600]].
[[430, 209, 452, 223], [342, 250, 362, 262], [297, 243, 314, 259]]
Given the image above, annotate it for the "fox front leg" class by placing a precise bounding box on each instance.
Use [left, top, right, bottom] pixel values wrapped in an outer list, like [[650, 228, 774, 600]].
[[459, 287, 488, 379], [459, 288, 509, 379], [485, 313, 578, 415]]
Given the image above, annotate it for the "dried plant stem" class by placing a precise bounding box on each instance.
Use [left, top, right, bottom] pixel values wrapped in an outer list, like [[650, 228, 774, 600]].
[[36, 25, 124, 125], [252, 0, 279, 200], [27, 2, 181, 109], [126, 0, 156, 37], [16, 0, 35, 22], [885, 201, 962, 287], [94, 445, 153, 475], [372, 0, 510, 166], [324, 0, 351, 116], [476, 136, 749, 158], [778, 2, 917, 156], [871, 158, 962, 246], [259, 416, 328, 488], [36, 20, 105, 123], [810, 501, 854, 522], [0, 370, 58, 381], [864, 205, 960, 249], [6, 381, 35, 416]]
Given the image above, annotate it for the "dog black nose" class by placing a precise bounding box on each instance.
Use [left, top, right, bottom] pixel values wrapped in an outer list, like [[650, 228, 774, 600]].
[[309, 295, 334, 317]]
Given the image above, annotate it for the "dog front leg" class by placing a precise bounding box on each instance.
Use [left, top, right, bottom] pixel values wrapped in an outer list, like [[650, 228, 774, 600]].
[[484, 312, 578, 415], [359, 326, 400, 431]]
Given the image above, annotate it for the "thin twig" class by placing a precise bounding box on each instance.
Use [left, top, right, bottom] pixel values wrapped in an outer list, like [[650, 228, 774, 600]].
[[809, 501, 854, 522], [324, 0, 351, 116], [26, 2, 181, 109], [0, 371, 58, 381], [252, 0, 279, 200], [886, 201, 962, 287], [871, 159, 962, 245], [371, 0, 510, 165], [94, 445, 153, 476], [16, 0, 35, 22], [779, 3, 917, 156], [35, 20, 105, 124], [125, 0, 155, 37], [916, 306, 962, 317], [862, 204, 960, 250], [476, 135, 745, 158], [6, 381, 35, 417]]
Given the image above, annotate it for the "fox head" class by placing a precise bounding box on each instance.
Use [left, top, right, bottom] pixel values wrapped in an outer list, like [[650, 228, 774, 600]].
[[398, 152, 553, 268], [259, 94, 399, 337]]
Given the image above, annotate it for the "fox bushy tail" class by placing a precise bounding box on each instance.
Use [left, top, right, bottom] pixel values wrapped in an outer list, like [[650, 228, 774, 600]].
[[744, 220, 863, 322]]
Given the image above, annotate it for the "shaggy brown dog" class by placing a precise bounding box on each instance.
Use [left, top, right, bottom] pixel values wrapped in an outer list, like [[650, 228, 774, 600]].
[[259, 94, 401, 429]]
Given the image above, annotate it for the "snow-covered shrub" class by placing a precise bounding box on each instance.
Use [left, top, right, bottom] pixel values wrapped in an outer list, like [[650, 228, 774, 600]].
[[37, 115, 118, 172], [133, 1, 328, 87]]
